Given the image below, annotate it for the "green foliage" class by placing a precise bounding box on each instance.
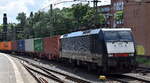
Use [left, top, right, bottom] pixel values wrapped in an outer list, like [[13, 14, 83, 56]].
[[0, 24, 3, 32], [16, 12, 27, 26], [136, 57, 150, 66], [72, 4, 89, 24], [115, 11, 123, 21], [11, 3, 105, 40]]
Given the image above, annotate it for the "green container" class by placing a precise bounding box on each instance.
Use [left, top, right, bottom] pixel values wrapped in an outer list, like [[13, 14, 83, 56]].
[[34, 38, 43, 52]]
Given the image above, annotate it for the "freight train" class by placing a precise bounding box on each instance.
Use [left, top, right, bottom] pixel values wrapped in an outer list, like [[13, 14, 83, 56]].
[[0, 28, 137, 73]]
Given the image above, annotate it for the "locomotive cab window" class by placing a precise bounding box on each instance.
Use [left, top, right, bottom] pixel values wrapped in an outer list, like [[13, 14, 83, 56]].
[[103, 31, 133, 42]]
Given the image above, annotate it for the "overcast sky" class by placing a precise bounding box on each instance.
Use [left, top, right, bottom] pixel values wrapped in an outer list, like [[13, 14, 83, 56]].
[[0, 0, 110, 24]]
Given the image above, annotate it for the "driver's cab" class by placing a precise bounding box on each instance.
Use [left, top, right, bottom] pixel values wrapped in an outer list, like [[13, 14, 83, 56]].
[[102, 28, 135, 57]]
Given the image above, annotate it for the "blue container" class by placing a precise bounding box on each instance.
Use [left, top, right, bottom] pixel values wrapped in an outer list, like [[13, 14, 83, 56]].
[[17, 40, 25, 52]]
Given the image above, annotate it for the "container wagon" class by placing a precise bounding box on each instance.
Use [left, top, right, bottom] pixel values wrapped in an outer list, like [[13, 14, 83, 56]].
[[16, 40, 25, 55], [43, 35, 60, 59], [25, 39, 34, 56], [34, 38, 44, 58], [0, 41, 12, 53], [12, 41, 17, 52], [17, 40, 25, 52]]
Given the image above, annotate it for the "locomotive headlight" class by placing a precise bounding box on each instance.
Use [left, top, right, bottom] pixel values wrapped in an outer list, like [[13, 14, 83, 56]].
[[108, 54, 113, 57], [129, 54, 134, 56]]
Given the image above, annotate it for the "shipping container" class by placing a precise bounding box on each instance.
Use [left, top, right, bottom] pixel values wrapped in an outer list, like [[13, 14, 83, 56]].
[[8, 41, 13, 51], [34, 38, 43, 52], [0, 42, 5, 50], [12, 41, 17, 51], [25, 39, 34, 52], [17, 40, 25, 52], [0, 42, 3, 50], [43, 36, 60, 57], [0, 41, 12, 50]]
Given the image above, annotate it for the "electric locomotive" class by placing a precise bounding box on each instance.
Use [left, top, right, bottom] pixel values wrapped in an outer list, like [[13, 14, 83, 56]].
[[60, 28, 136, 73]]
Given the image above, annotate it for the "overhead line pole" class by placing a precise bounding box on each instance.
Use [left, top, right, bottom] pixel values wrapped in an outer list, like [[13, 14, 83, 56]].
[[50, 4, 53, 36], [92, 0, 101, 27], [43, 0, 101, 34]]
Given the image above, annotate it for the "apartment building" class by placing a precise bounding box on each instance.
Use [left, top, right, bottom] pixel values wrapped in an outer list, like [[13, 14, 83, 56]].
[[99, 0, 150, 55]]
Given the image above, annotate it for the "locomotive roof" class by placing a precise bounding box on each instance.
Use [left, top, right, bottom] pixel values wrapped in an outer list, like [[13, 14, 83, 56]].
[[61, 28, 131, 38], [102, 28, 131, 31]]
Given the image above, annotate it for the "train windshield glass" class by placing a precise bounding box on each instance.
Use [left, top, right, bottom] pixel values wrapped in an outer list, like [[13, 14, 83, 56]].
[[104, 31, 133, 42]]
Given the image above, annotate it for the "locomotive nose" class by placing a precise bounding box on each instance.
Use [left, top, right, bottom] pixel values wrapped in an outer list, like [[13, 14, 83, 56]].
[[106, 41, 135, 54], [113, 42, 127, 47]]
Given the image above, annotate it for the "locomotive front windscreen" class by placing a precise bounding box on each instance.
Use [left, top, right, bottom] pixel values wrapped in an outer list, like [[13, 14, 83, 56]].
[[104, 31, 133, 42], [103, 30, 135, 54]]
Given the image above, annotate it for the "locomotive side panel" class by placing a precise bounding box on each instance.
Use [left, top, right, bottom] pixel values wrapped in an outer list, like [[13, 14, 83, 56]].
[[91, 34, 106, 66], [91, 34, 105, 54], [61, 34, 103, 65]]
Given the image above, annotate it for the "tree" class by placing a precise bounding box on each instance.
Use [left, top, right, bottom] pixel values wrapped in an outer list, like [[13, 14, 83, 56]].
[[16, 12, 27, 27], [72, 4, 90, 29], [25, 12, 35, 38], [13, 3, 105, 39], [0, 24, 3, 32], [72, 4, 105, 29]]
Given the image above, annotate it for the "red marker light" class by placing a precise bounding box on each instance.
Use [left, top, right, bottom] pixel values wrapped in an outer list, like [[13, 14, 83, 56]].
[[113, 53, 128, 57]]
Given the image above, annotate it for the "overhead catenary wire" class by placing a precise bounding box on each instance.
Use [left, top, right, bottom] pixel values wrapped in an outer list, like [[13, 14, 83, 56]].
[[39, 0, 106, 11], [39, 0, 88, 11]]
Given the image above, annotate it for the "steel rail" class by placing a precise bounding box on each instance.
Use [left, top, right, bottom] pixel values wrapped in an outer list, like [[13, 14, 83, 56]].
[[39, 77, 48, 83], [21, 62, 64, 83], [137, 66, 150, 72], [30, 63, 91, 83], [107, 74, 150, 83], [108, 77, 128, 83], [14, 55, 91, 83], [22, 63, 43, 83]]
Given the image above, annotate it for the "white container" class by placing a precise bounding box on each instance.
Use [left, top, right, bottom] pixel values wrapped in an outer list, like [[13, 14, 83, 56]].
[[25, 39, 34, 52]]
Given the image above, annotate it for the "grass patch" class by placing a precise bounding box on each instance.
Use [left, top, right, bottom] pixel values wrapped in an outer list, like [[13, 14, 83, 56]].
[[136, 57, 150, 66]]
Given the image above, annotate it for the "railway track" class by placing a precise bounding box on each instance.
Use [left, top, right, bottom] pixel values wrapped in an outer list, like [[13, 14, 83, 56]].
[[22, 63, 49, 83], [14, 55, 91, 83], [107, 73, 150, 83], [12, 55, 150, 83], [21, 62, 65, 83], [136, 66, 150, 74]]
